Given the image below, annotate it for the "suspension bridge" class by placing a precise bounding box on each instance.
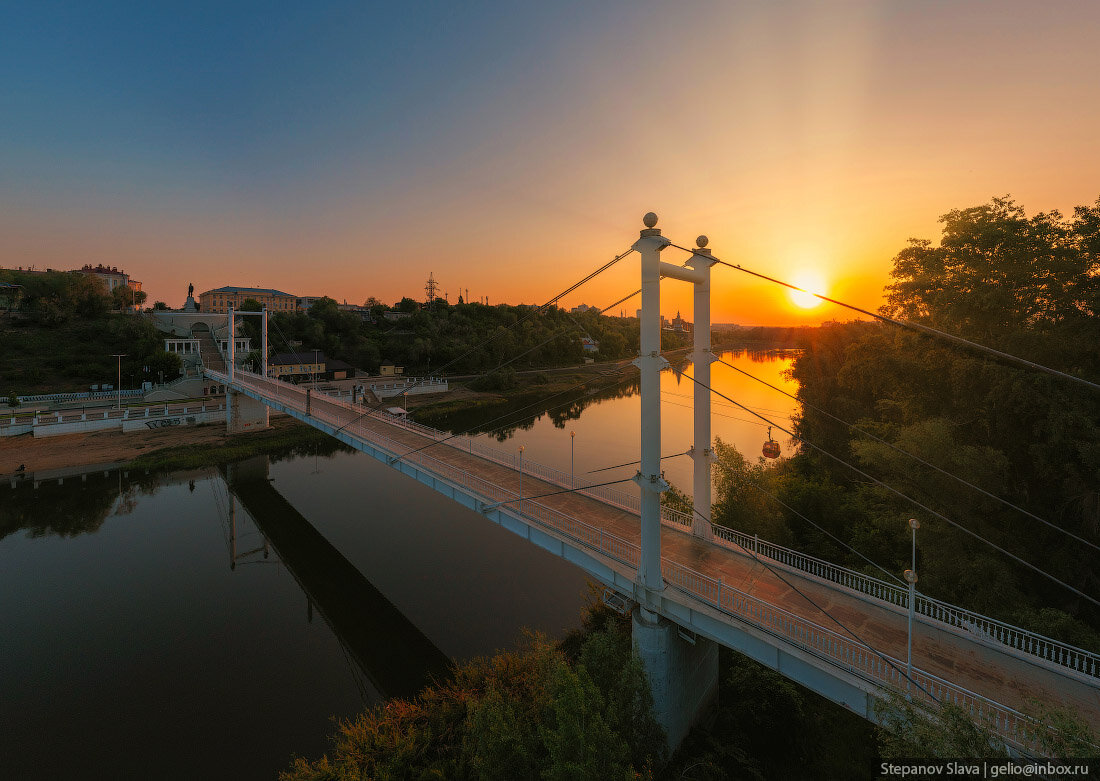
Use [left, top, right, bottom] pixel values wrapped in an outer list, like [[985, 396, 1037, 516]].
[[204, 214, 1100, 752]]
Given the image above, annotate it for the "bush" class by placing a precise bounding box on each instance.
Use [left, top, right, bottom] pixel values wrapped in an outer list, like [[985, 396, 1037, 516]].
[[280, 620, 663, 780], [470, 367, 517, 392]]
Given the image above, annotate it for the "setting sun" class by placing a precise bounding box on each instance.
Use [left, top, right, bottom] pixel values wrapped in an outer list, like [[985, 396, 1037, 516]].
[[788, 271, 827, 309]]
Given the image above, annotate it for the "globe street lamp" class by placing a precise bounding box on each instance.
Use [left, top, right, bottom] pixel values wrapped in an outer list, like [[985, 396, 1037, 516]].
[[111, 354, 126, 409], [906, 518, 920, 681], [518, 445, 525, 505], [570, 430, 576, 488]]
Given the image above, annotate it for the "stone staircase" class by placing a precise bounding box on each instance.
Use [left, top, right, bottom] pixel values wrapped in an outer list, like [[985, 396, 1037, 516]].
[[197, 333, 226, 373]]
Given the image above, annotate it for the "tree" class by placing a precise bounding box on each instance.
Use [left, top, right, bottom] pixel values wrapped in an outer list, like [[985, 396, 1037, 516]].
[[884, 196, 1099, 350], [152, 301, 168, 311], [144, 350, 182, 383], [281, 622, 660, 780], [110, 284, 131, 311], [70, 274, 111, 318], [787, 195, 1100, 640], [110, 284, 145, 311]]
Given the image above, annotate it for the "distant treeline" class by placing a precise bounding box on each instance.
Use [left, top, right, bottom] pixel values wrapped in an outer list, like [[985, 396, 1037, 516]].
[[246, 298, 691, 376], [713, 324, 817, 348], [0, 267, 147, 322]]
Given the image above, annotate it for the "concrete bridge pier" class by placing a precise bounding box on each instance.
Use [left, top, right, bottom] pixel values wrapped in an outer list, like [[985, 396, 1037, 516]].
[[225, 388, 269, 433], [633, 606, 719, 751]]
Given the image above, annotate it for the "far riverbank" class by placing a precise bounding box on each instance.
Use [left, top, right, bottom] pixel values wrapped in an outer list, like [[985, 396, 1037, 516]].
[[0, 415, 329, 477]]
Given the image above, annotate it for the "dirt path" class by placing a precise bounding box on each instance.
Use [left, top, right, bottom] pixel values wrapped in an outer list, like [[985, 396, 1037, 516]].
[[0, 416, 301, 477]]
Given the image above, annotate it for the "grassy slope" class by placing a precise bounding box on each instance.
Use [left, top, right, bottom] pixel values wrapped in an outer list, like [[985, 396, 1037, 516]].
[[1, 314, 151, 395]]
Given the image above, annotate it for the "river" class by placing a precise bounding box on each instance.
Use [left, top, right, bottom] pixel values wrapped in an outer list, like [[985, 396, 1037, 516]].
[[0, 348, 798, 780]]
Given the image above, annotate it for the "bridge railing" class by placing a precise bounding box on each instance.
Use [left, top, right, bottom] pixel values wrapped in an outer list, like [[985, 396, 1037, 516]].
[[290, 387, 1040, 749], [355, 399, 1100, 679], [221, 369, 1100, 683], [662, 558, 1038, 747]]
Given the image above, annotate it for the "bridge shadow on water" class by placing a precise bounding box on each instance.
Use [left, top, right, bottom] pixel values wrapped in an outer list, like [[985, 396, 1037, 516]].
[[223, 458, 452, 702]]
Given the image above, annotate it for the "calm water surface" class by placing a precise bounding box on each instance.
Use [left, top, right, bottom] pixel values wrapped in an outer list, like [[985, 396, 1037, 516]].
[[0, 349, 796, 780]]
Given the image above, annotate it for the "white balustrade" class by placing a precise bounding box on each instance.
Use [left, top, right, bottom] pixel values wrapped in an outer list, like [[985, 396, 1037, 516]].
[[215, 368, 1100, 686]]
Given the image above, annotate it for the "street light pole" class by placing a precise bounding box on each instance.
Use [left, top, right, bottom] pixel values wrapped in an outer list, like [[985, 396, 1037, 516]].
[[905, 517, 920, 681], [111, 354, 126, 409], [518, 445, 525, 506], [570, 430, 576, 488]]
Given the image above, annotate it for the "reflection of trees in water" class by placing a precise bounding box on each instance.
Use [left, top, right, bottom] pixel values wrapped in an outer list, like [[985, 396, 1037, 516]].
[[270, 435, 353, 464], [434, 375, 643, 441], [0, 436, 353, 543], [714, 346, 801, 363], [430, 348, 797, 442], [0, 471, 149, 541]]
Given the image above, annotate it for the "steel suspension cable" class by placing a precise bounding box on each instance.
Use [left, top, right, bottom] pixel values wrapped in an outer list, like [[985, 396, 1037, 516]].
[[733, 475, 907, 586], [384, 289, 643, 464], [678, 371, 1100, 610], [385, 361, 638, 464], [713, 355, 1100, 555], [679, 501, 938, 699], [429, 246, 636, 377], [483, 477, 638, 509], [667, 243, 1100, 394]]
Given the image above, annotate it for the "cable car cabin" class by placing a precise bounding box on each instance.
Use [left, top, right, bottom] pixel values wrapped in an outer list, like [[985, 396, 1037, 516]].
[[762, 427, 780, 459]]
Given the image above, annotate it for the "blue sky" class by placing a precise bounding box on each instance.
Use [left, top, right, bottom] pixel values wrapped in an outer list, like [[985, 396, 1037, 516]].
[[3, 1, 1099, 323]]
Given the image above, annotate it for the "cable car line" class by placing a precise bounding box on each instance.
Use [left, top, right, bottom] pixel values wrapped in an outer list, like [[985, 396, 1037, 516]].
[[678, 371, 1100, 610], [713, 355, 1100, 555]]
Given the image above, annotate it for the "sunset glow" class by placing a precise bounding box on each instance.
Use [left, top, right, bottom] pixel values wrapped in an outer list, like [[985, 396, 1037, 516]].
[[788, 271, 828, 310], [1, 3, 1098, 325]]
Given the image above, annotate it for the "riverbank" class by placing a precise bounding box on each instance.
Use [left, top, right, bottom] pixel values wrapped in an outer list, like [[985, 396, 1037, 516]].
[[408, 357, 642, 424], [0, 414, 330, 477]]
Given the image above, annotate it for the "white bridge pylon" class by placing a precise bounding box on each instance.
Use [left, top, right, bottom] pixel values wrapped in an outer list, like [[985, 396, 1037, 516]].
[[633, 212, 717, 600], [227, 304, 270, 381]]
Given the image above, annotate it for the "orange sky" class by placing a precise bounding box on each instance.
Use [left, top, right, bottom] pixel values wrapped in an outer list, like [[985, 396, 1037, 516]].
[[2, 2, 1098, 325]]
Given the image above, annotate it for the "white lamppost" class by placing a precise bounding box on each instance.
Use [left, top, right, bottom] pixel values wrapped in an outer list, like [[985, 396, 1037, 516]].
[[570, 430, 576, 488], [905, 517, 920, 681], [518, 445, 525, 505], [111, 354, 126, 409]]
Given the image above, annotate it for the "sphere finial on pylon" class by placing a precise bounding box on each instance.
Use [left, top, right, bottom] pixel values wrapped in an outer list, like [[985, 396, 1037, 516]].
[[696, 235, 709, 249], [643, 212, 658, 229]]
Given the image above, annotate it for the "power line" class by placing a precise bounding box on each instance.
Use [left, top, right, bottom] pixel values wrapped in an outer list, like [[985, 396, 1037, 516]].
[[660, 397, 772, 428], [482, 477, 637, 510], [733, 474, 907, 586], [663, 388, 794, 416], [662, 386, 794, 416], [586, 452, 689, 474], [713, 355, 1100, 556], [385, 360, 637, 466], [678, 370, 1100, 610], [667, 243, 1100, 394], [385, 288, 643, 465]]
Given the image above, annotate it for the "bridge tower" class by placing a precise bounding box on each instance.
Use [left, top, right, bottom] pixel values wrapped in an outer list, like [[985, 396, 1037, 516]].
[[225, 306, 270, 433], [631, 213, 719, 750]]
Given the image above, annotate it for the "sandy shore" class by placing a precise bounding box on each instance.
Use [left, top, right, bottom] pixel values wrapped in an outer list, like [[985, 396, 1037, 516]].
[[0, 416, 303, 477]]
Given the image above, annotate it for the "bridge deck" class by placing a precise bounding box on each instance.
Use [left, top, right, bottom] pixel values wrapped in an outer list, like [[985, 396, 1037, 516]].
[[224, 371, 1100, 735]]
